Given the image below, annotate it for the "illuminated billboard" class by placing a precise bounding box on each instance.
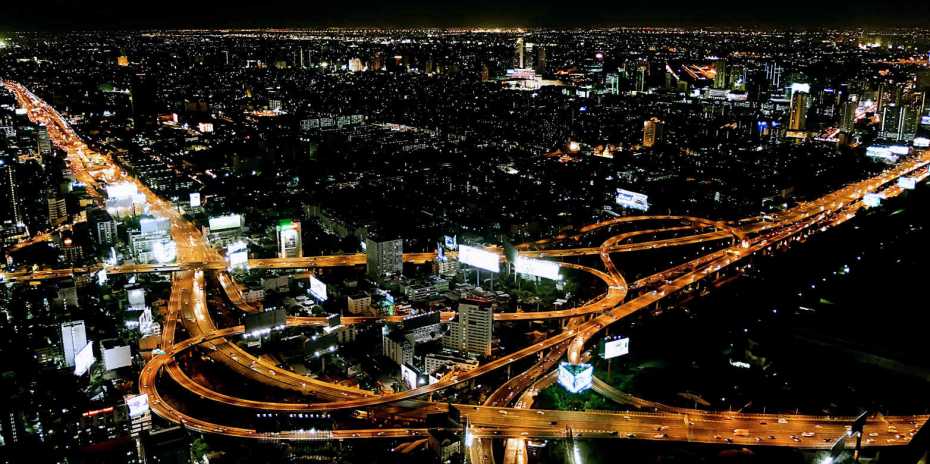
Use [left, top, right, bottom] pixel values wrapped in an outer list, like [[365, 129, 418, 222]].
[[866, 146, 898, 163], [209, 214, 243, 231], [153, 239, 177, 264], [458, 245, 500, 272], [126, 394, 150, 418], [443, 235, 458, 250], [276, 220, 302, 258], [309, 275, 327, 301], [914, 137, 930, 148], [226, 241, 249, 270], [128, 287, 145, 310], [557, 362, 593, 394], [102, 344, 132, 371], [863, 193, 882, 207], [189, 192, 201, 208], [600, 337, 630, 359], [436, 243, 446, 262], [74, 341, 95, 376], [898, 177, 916, 190], [616, 188, 649, 211], [921, 116, 930, 126], [401, 364, 420, 389], [514, 256, 561, 280]]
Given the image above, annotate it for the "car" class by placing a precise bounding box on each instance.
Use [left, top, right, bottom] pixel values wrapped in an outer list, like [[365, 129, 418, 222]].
[[801, 432, 815, 438], [626, 433, 637, 438], [868, 432, 879, 437], [653, 433, 668, 439]]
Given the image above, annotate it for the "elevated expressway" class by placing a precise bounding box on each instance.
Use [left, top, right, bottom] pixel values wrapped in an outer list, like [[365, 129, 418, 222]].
[[5, 80, 930, 452]]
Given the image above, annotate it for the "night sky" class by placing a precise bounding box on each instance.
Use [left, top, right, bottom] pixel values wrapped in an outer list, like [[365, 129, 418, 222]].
[[4, 0, 930, 30]]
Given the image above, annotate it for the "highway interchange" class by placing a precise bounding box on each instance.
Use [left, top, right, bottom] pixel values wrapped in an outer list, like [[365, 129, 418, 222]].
[[4, 79, 929, 460]]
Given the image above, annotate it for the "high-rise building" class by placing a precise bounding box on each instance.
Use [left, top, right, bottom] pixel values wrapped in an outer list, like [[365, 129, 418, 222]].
[[61, 320, 87, 367], [276, 220, 302, 258], [765, 62, 783, 90], [366, 237, 403, 277], [37, 124, 51, 159], [789, 89, 809, 131], [634, 65, 647, 93], [840, 101, 858, 131], [47, 195, 67, 226], [348, 57, 363, 72], [535, 45, 547, 74], [88, 207, 117, 247], [713, 59, 728, 89], [606, 73, 620, 95], [514, 37, 525, 69], [442, 299, 493, 356], [643, 117, 665, 148], [1, 160, 22, 224]]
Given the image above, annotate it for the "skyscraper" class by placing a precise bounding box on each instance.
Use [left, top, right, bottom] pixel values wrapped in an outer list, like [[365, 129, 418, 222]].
[[535, 45, 546, 74], [1, 160, 22, 224], [47, 195, 67, 226], [713, 59, 728, 89], [61, 320, 87, 367], [643, 117, 665, 148], [366, 237, 403, 278], [514, 37, 525, 69], [442, 299, 493, 356], [789, 89, 809, 131], [37, 124, 51, 160], [276, 220, 302, 258]]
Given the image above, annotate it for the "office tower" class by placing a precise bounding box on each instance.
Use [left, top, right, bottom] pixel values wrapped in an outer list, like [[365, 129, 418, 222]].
[[61, 320, 87, 367], [515, 37, 525, 69], [635, 65, 647, 93], [643, 117, 665, 148], [606, 73, 620, 95], [47, 195, 67, 226], [841, 101, 858, 131], [480, 64, 490, 82], [276, 220, 302, 258], [442, 300, 493, 356], [37, 125, 51, 159], [349, 57, 363, 72], [116, 55, 129, 67], [88, 207, 117, 247], [535, 45, 546, 74], [1, 160, 22, 224], [789, 89, 809, 131], [765, 62, 782, 90], [714, 59, 728, 89], [366, 237, 403, 277], [881, 104, 902, 139]]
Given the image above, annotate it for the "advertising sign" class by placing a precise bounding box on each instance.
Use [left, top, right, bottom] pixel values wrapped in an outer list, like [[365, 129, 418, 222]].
[[189, 192, 201, 208], [514, 256, 561, 280], [309, 275, 327, 301], [126, 394, 150, 418], [401, 364, 419, 389], [898, 177, 916, 190], [600, 337, 630, 359], [226, 240, 249, 270], [458, 245, 500, 272], [863, 193, 882, 207], [616, 188, 650, 211], [209, 214, 243, 231], [443, 235, 458, 250], [153, 239, 177, 264], [557, 362, 593, 394]]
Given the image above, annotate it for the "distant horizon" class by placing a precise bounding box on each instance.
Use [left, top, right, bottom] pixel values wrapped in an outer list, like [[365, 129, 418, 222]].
[[5, 0, 930, 32]]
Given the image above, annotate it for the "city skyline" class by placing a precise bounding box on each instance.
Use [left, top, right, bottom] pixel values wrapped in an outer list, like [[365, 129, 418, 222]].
[[2, 23, 930, 464]]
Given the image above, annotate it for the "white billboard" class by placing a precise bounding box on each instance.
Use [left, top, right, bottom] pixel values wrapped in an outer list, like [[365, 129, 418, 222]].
[[153, 239, 177, 264], [209, 214, 243, 231], [514, 256, 561, 280], [102, 344, 132, 370], [557, 362, 593, 394], [189, 192, 201, 208], [602, 337, 630, 359], [226, 241, 249, 270], [126, 394, 150, 418], [898, 177, 916, 190], [866, 146, 898, 163], [616, 188, 649, 211], [458, 245, 500, 272], [128, 287, 145, 310], [401, 364, 419, 389], [74, 341, 95, 376], [914, 137, 930, 148], [863, 193, 882, 207], [309, 275, 327, 301]]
